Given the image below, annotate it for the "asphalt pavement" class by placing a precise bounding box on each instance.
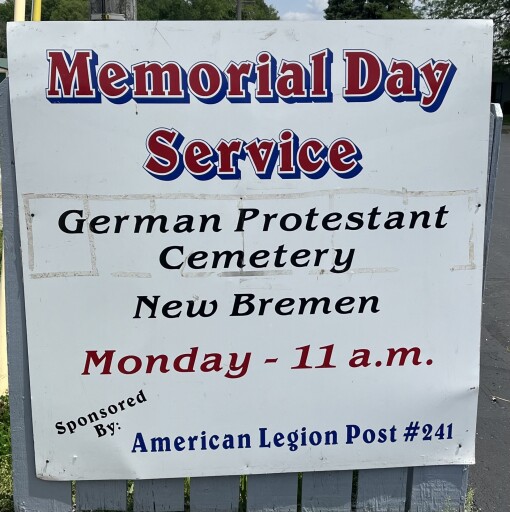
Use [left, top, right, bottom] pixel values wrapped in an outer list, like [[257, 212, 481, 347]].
[[469, 130, 510, 511]]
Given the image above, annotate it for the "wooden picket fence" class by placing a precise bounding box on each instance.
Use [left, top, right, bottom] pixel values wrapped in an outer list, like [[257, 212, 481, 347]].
[[0, 78, 502, 512]]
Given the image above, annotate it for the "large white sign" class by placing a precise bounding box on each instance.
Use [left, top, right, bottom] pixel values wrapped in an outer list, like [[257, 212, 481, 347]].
[[7, 20, 492, 480]]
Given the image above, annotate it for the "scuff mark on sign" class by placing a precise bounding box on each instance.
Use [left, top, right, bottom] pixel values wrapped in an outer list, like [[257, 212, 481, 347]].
[[111, 272, 152, 279], [22, 187, 478, 203], [451, 224, 476, 271], [260, 29, 277, 40]]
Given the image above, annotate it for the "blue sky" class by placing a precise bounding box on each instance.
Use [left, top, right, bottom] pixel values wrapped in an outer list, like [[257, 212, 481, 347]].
[[269, 0, 328, 21]]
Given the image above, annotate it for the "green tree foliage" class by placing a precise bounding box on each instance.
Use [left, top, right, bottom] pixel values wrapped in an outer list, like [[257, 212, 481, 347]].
[[0, 0, 278, 57], [137, 0, 278, 21], [0, 0, 30, 57], [137, 0, 191, 20], [48, 0, 89, 20], [239, 0, 278, 20], [41, 0, 61, 20], [420, 0, 509, 71], [324, 0, 417, 20], [0, 0, 87, 57]]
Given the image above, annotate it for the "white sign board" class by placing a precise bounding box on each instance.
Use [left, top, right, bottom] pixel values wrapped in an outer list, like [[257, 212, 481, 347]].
[[7, 20, 492, 480]]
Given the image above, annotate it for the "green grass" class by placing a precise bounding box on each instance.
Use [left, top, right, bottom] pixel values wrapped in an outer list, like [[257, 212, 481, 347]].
[[503, 114, 510, 125], [0, 394, 13, 512], [465, 487, 480, 512]]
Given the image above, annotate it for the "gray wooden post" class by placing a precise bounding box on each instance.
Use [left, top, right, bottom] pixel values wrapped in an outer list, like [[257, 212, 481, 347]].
[[484, 103, 503, 283], [90, 0, 136, 21]]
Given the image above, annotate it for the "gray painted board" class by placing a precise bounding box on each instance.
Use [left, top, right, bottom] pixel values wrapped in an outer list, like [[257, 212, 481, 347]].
[[0, 80, 73, 512], [356, 467, 408, 511], [133, 479, 185, 512], [75, 481, 127, 511], [191, 476, 240, 512], [484, 103, 504, 280], [302, 471, 352, 512], [410, 466, 468, 512], [247, 473, 298, 512]]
